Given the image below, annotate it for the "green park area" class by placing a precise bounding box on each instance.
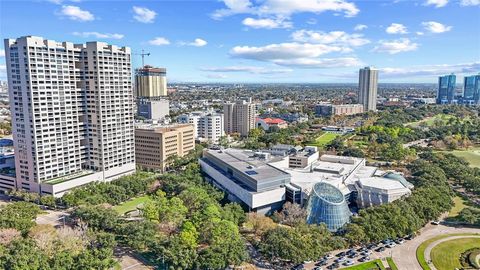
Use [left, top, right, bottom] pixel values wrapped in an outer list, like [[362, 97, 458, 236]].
[[416, 234, 480, 270], [448, 196, 468, 218], [308, 132, 339, 148], [448, 147, 480, 168], [342, 259, 385, 270], [112, 195, 149, 215], [405, 114, 456, 128], [431, 238, 480, 270]]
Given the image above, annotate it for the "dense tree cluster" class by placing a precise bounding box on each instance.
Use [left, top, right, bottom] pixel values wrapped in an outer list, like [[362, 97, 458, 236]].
[[71, 163, 249, 269], [420, 151, 480, 195], [344, 155, 454, 244], [61, 171, 157, 207], [0, 202, 42, 233]]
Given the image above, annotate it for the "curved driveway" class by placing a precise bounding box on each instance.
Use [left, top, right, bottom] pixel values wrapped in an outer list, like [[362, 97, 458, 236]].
[[423, 235, 480, 270], [391, 224, 480, 270]]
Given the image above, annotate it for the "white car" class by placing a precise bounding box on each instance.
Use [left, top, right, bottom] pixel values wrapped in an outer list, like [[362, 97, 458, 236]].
[[344, 260, 354, 266], [386, 243, 397, 248], [431, 220, 440, 225]]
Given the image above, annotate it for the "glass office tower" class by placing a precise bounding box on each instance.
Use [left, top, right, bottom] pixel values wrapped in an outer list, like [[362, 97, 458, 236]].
[[306, 182, 352, 231], [436, 74, 456, 104], [463, 74, 480, 104]]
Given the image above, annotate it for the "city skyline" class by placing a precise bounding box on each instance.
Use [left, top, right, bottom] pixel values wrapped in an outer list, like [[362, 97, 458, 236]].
[[0, 0, 479, 83]]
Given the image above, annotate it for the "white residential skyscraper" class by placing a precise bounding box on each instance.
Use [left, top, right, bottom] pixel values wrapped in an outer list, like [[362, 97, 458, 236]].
[[358, 67, 378, 111], [4, 36, 136, 196], [177, 110, 224, 143]]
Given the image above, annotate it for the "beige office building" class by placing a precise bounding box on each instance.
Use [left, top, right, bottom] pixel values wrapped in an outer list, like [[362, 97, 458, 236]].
[[358, 66, 378, 111], [135, 66, 167, 97], [223, 100, 256, 137], [135, 123, 195, 171]]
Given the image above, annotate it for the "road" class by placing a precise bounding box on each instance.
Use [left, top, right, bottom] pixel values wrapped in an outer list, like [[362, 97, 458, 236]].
[[423, 235, 480, 270], [301, 223, 480, 270], [391, 223, 480, 270]]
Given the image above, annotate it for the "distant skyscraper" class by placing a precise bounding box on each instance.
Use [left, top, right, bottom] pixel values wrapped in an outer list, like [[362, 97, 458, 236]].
[[4, 36, 136, 196], [463, 74, 480, 105], [358, 67, 378, 111], [223, 99, 256, 137], [135, 66, 167, 97], [135, 66, 168, 120], [436, 74, 456, 104]]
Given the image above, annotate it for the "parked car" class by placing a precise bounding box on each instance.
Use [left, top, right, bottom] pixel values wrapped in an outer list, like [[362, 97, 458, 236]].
[[316, 260, 328, 266], [327, 263, 339, 269], [395, 238, 405, 244], [367, 243, 377, 249], [313, 267, 323, 270], [376, 246, 386, 252], [344, 260, 354, 266], [335, 257, 346, 263], [324, 253, 334, 259], [292, 264, 304, 270], [405, 234, 415, 240], [348, 253, 358, 258], [431, 220, 440, 225], [336, 252, 346, 257], [360, 250, 372, 256], [359, 256, 371, 262], [303, 260, 313, 264], [386, 243, 397, 248]]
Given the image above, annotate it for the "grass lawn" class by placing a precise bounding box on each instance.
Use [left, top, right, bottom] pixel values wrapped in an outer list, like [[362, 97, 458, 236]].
[[431, 238, 480, 270], [386, 257, 398, 270], [308, 133, 339, 148], [113, 195, 150, 215], [416, 233, 480, 270], [449, 147, 480, 168], [448, 196, 468, 218], [341, 259, 385, 270], [405, 114, 455, 128]]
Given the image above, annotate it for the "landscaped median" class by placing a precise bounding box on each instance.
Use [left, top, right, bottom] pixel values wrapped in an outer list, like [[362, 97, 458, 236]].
[[416, 233, 480, 270], [341, 259, 386, 270]]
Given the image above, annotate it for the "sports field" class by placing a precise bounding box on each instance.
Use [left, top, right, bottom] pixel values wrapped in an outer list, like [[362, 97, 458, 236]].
[[431, 238, 480, 270]]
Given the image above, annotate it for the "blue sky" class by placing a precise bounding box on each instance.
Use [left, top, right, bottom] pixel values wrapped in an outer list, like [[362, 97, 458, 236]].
[[0, 0, 479, 83]]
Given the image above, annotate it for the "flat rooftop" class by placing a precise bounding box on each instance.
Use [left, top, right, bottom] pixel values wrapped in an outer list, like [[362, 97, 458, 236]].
[[358, 177, 410, 192], [204, 149, 289, 184]]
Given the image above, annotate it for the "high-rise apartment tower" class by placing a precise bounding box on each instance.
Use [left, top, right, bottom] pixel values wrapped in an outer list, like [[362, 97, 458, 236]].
[[223, 99, 256, 137], [4, 36, 135, 196], [358, 67, 378, 111]]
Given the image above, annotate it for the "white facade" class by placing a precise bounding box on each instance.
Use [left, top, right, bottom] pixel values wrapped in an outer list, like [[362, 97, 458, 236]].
[[178, 110, 224, 143], [4, 36, 135, 196], [358, 67, 378, 111]]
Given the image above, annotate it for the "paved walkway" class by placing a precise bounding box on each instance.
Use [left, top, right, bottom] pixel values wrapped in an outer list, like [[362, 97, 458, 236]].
[[391, 224, 480, 270], [423, 235, 480, 270]]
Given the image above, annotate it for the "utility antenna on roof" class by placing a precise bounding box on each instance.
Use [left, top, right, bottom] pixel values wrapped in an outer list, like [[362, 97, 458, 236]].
[[135, 49, 150, 67]]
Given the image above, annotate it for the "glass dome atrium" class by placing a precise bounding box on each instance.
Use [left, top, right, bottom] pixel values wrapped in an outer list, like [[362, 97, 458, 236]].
[[306, 182, 352, 231]]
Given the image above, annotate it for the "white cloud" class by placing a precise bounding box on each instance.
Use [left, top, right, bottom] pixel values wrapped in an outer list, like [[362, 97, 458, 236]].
[[206, 74, 228, 79], [72, 32, 124, 39], [132, 6, 156, 23], [148, 37, 170, 46], [272, 57, 363, 68], [242, 17, 292, 29], [59, 5, 94, 21], [424, 0, 449, 7], [179, 38, 208, 47], [422, 21, 452, 33], [416, 31, 425, 36], [306, 18, 317, 25], [0, 49, 5, 57], [386, 23, 408, 34], [231, 42, 345, 61], [460, 0, 480, 6], [291, 30, 370, 47], [381, 62, 480, 78], [354, 24, 367, 31], [373, 39, 418, 54], [201, 65, 293, 74], [212, 0, 359, 19]]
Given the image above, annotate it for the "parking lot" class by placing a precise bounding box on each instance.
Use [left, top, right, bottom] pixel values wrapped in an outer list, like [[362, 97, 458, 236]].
[[300, 238, 403, 270]]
